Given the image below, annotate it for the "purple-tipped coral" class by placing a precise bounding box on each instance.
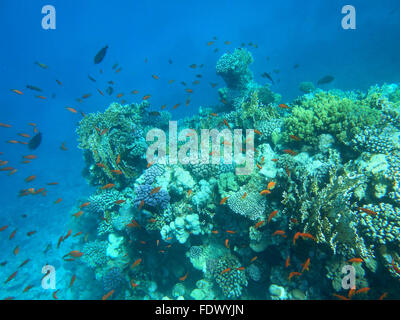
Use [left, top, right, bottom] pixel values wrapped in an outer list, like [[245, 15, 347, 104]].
[[134, 184, 170, 210], [143, 164, 165, 184]]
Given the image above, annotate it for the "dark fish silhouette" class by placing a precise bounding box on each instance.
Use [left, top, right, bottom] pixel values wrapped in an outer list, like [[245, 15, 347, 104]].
[[26, 85, 43, 92], [261, 72, 274, 84], [88, 75, 96, 82], [94, 45, 108, 64], [28, 132, 42, 150], [317, 75, 334, 85], [106, 86, 114, 96]]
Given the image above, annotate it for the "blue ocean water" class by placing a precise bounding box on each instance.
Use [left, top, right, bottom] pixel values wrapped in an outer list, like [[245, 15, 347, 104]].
[[0, 0, 399, 300]]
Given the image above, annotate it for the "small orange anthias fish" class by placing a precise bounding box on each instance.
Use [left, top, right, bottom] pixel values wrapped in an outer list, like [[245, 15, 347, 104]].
[[179, 272, 188, 281], [131, 258, 142, 269], [267, 210, 279, 223]]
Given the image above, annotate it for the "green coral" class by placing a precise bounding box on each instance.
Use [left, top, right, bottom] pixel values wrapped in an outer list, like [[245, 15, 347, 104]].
[[284, 90, 381, 145]]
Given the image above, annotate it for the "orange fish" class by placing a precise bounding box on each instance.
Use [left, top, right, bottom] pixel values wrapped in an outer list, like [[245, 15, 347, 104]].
[[57, 236, 63, 249], [285, 256, 290, 268], [236, 267, 245, 271], [72, 210, 84, 218], [13, 246, 19, 255], [11, 89, 23, 95], [300, 232, 316, 241], [289, 135, 301, 141], [54, 198, 62, 204], [52, 290, 59, 300], [131, 258, 142, 269], [179, 272, 188, 281], [138, 199, 145, 210], [23, 285, 34, 293], [301, 258, 310, 273], [267, 181, 276, 190], [221, 268, 231, 275], [168, 80, 175, 84], [143, 95, 151, 100], [185, 89, 193, 93], [5, 271, 17, 283], [116, 93, 124, 98], [101, 183, 115, 190], [260, 190, 271, 195], [288, 271, 302, 281], [60, 142, 68, 151], [63, 250, 84, 258], [102, 290, 114, 300], [355, 287, 370, 295], [278, 103, 290, 109], [9, 229, 17, 240], [97, 89, 104, 96], [223, 119, 231, 129], [7, 140, 19, 144], [254, 129, 262, 136], [226, 230, 236, 234], [114, 199, 126, 205], [379, 292, 388, 300], [23, 155, 37, 159], [224, 239, 229, 248], [150, 187, 161, 195], [131, 90, 139, 94], [27, 231, 37, 236], [173, 103, 180, 109], [116, 153, 121, 165], [272, 230, 286, 238], [0, 123, 12, 128], [64, 229, 72, 240], [161, 104, 167, 110], [65, 107, 78, 113], [80, 202, 90, 208], [210, 113, 218, 117], [187, 189, 192, 197], [25, 175, 36, 183], [69, 274, 76, 288], [267, 210, 279, 223], [0, 225, 8, 232], [356, 207, 378, 217], [283, 149, 297, 156], [152, 75, 159, 80], [241, 192, 247, 199], [332, 293, 350, 300], [18, 133, 30, 138], [189, 64, 197, 68], [207, 41, 214, 46], [220, 197, 229, 205], [293, 232, 301, 246], [348, 258, 363, 264], [130, 280, 138, 288], [250, 256, 258, 263], [211, 230, 219, 234], [254, 220, 265, 229]]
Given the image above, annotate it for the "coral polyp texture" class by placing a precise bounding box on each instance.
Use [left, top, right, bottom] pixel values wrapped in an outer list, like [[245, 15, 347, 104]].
[[65, 52, 400, 300]]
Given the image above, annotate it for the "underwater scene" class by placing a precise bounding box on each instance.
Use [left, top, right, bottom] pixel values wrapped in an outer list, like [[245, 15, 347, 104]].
[[1, 0, 400, 301]]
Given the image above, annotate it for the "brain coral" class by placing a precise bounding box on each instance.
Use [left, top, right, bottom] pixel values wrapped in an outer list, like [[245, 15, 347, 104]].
[[227, 189, 266, 221]]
